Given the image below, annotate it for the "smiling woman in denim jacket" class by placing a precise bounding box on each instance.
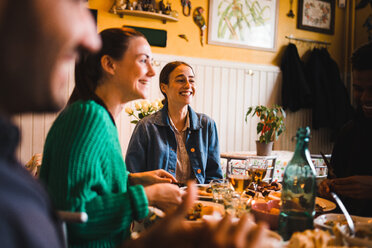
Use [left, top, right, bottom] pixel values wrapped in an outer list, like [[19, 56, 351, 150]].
[[126, 61, 223, 184]]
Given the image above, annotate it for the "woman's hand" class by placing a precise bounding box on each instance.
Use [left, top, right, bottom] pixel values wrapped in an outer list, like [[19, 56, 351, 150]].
[[144, 183, 183, 213], [129, 169, 177, 186]]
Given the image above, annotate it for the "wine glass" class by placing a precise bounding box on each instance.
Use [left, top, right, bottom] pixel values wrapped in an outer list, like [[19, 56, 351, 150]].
[[247, 158, 269, 198], [227, 161, 252, 195]]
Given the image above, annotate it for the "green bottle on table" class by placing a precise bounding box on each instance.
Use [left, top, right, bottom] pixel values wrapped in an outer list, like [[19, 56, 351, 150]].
[[278, 127, 316, 241]]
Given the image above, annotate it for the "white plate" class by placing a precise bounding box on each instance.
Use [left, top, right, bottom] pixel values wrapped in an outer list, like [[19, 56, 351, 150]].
[[181, 184, 214, 200], [314, 213, 372, 233], [315, 197, 337, 212]]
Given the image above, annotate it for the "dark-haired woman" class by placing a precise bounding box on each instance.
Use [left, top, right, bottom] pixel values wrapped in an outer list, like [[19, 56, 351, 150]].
[[126, 61, 223, 184], [39, 28, 182, 248]]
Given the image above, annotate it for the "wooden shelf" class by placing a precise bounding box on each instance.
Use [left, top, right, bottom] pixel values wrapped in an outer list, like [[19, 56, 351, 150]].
[[116, 10, 178, 24]]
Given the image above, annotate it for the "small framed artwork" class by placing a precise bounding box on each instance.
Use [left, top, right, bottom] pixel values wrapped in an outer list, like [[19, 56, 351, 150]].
[[297, 0, 335, 34], [207, 0, 278, 52]]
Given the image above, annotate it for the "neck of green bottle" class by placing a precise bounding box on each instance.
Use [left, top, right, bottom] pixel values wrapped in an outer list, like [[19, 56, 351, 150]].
[[293, 138, 310, 161]]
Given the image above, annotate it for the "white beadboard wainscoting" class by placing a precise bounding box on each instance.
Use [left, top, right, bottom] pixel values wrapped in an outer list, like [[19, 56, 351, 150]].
[[13, 54, 333, 165]]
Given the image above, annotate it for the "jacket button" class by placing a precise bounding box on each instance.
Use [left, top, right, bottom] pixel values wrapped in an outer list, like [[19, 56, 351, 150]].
[[190, 148, 195, 152], [197, 169, 201, 174]]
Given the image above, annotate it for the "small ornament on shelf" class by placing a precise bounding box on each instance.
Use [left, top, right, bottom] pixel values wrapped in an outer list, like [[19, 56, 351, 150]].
[[125, 0, 132, 10], [164, 1, 172, 15], [135, 1, 143, 11], [158, 0, 165, 14], [109, 0, 125, 14]]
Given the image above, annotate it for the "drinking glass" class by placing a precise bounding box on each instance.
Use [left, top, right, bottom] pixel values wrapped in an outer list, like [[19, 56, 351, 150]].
[[247, 158, 269, 198], [223, 191, 249, 218], [227, 161, 252, 194], [210, 179, 231, 203]]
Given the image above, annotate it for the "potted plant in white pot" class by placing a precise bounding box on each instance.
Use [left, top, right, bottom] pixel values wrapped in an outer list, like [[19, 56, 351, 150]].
[[245, 105, 286, 156]]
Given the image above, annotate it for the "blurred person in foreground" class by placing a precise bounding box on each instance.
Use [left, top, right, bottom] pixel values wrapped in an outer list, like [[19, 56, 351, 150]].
[[126, 61, 223, 184], [0, 0, 269, 247], [0, 0, 100, 247], [318, 42, 372, 217]]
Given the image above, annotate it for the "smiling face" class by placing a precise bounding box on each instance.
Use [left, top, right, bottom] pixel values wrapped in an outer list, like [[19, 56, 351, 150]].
[[353, 69, 372, 118], [112, 36, 155, 102], [161, 64, 196, 108]]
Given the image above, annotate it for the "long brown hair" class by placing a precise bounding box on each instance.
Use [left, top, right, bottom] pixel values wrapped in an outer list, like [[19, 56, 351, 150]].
[[68, 27, 145, 104]]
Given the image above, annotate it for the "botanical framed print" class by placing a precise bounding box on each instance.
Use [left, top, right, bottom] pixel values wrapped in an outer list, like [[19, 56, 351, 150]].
[[297, 0, 335, 34], [207, 0, 278, 52]]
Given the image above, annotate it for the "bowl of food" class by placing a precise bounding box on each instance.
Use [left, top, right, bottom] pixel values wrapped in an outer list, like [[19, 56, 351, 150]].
[[251, 200, 280, 230], [314, 213, 372, 234], [338, 222, 372, 247]]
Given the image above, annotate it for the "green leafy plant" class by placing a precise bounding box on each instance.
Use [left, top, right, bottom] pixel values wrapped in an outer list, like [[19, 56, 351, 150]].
[[125, 99, 163, 124], [245, 105, 286, 144]]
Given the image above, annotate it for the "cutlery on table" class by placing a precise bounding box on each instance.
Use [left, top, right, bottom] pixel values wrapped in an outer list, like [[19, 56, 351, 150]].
[[331, 192, 355, 236]]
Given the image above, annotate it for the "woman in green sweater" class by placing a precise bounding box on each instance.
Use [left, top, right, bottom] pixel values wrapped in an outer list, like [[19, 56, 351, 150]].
[[40, 28, 183, 248]]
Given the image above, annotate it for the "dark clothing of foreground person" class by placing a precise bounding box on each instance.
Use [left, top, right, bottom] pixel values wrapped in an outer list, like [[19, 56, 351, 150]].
[[0, 116, 63, 247], [330, 110, 372, 216]]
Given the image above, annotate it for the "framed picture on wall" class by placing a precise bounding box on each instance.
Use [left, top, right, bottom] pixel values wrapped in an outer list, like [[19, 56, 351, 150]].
[[297, 0, 335, 34], [207, 0, 278, 52]]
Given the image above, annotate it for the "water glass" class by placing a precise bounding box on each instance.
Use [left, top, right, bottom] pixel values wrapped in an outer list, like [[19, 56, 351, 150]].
[[210, 179, 231, 203], [223, 191, 250, 218]]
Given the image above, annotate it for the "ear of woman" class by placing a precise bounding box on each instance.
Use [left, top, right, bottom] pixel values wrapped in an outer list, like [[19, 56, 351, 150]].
[[160, 83, 167, 95], [100, 55, 116, 75]]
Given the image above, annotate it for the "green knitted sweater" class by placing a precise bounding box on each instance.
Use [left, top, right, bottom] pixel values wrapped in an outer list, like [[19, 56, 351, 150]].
[[40, 100, 149, 248]]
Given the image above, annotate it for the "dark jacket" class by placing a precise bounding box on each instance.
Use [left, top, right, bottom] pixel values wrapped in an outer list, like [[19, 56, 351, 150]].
[[304, 48, 353, 130], [280, 43, 312, 112], [125, 104, 223, 184], [0, 115, 63, 247]]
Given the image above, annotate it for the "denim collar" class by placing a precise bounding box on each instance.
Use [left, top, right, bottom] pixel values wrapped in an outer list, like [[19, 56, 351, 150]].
[[151, 103, 203, 130], [0, 115, 19, 164]]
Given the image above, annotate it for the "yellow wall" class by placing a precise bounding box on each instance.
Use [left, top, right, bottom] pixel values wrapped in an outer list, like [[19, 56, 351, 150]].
[[354, 6, 371, 49], [89, 0, 346, 68]]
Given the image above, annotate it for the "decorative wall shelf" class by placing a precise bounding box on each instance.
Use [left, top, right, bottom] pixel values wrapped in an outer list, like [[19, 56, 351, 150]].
[[116, 10, 178, 24]]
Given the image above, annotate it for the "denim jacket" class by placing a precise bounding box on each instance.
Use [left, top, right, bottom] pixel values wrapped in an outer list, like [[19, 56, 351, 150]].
[[125, 104, 223, 184]]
